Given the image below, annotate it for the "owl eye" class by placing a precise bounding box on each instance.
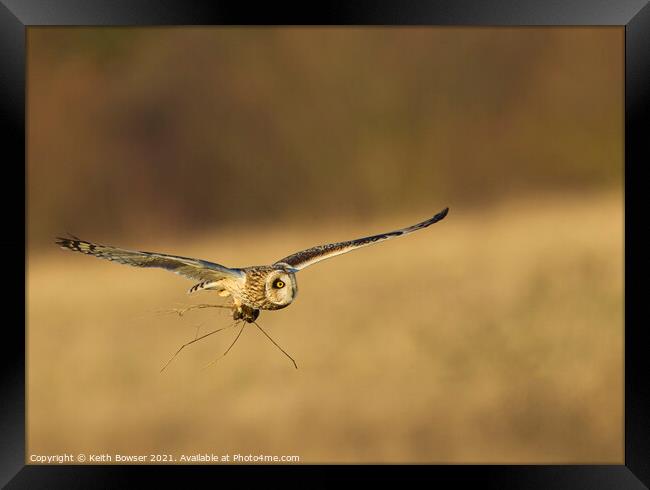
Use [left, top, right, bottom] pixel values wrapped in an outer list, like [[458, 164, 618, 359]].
[[273, 279, 285, 289]]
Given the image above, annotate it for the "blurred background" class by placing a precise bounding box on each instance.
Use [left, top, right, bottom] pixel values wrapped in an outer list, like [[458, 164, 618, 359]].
[[27, 27, 623, 463]]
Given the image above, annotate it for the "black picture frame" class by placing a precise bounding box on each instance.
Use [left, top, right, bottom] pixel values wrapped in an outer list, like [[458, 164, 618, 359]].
[[5, 0, 648, 487]]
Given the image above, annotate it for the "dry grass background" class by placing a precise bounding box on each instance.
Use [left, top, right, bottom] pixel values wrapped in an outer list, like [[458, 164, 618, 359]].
[[27, 191, 622, 463]]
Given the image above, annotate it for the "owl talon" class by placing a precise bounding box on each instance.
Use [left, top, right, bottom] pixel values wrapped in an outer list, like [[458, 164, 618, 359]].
[[233, 305, 260, 323]]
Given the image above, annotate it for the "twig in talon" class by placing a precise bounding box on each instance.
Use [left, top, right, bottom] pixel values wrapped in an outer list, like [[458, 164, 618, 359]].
[[202, 321, 247, 370], [253, 321, 298, 369], [160, 321, 237, 372], [158, 303, 231, 318]]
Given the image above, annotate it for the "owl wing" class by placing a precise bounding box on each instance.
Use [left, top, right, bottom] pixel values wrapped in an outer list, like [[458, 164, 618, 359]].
[[274, 207, 449, 271], [56, 236, 245, 283]]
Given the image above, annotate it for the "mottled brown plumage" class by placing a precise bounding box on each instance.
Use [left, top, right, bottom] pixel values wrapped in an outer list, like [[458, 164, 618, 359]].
[[239, 266, 297, 311]]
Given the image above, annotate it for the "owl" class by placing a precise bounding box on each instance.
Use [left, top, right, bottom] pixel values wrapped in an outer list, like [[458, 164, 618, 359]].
[[57, 207, 448, 368]]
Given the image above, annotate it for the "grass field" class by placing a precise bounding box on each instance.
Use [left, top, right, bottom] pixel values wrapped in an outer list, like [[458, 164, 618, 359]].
[[27, 192, 623, 463]]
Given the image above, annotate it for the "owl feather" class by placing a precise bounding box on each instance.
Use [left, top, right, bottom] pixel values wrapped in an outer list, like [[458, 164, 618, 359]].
[[55, 237, 245, 284]]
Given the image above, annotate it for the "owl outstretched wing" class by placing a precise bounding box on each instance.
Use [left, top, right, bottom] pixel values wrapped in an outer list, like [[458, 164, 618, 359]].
[[274, 207, 449, 271], [56, 236, 245, 283]]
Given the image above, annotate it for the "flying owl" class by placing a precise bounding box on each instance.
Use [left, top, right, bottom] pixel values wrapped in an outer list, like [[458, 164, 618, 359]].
[[56, 207, 448, 368]]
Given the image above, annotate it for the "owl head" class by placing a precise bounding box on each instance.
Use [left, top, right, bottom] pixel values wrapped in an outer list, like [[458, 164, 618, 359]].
[[264, 268, 298, 308]]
